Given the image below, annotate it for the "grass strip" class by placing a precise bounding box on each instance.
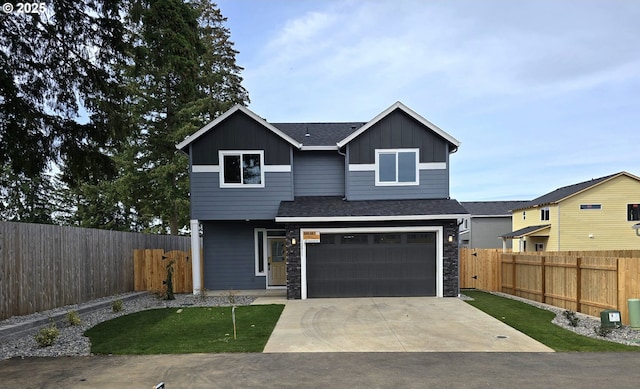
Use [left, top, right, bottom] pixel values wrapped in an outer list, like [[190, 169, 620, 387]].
[[463, 290, 640, 352], [85, 304, 284, 354]]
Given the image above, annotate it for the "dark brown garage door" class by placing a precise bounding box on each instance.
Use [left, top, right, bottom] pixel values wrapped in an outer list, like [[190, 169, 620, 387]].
[[306, 232, 436, 298]]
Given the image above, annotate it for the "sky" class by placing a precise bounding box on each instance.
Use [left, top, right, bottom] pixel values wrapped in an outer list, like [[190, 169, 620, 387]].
[[215, 0, 639, 201]]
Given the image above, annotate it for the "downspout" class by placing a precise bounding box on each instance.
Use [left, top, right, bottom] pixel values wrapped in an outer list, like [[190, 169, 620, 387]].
[[337, 145, 347, 200]]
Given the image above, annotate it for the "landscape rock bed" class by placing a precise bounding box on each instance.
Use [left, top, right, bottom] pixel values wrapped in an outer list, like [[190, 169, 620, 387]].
[[0, 293, 254, 360]]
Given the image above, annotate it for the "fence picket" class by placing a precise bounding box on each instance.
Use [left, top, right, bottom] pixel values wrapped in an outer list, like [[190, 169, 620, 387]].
[[460, 248, 640, 325]]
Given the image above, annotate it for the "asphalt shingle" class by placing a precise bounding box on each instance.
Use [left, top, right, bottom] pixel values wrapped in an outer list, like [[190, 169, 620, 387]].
[[277, 196, 469, 218]]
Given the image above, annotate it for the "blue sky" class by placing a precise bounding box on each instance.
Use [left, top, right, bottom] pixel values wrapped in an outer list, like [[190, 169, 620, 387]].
[[216, 0, 639, 201]]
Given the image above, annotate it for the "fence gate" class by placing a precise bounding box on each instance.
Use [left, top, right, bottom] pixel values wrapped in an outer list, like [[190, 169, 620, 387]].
[[134, 250, 193, 294]]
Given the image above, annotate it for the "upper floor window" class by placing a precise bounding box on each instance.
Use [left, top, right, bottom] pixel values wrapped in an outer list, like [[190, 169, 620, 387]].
[[629, 204, 640, 221], [540, 207, 550, 221], [219, 150, 264, 188], [375, 149, 419, 186], [580, 204, 602, 210]]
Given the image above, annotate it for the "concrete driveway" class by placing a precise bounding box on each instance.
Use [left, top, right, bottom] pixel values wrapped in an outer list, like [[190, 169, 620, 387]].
[[255, 297, 552, 352]]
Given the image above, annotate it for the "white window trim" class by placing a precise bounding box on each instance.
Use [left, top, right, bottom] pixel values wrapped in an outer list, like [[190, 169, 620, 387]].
[[219, 150, 265, 188], [374, 148, 419, 186], [540, 207, 550, 221]]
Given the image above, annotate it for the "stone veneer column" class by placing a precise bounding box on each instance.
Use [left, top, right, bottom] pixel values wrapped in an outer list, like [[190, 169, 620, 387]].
[[442, 220, 460, 297], [285, 224, 301, 299]]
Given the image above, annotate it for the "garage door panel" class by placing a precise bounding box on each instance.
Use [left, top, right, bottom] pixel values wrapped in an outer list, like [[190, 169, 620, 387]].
[[307, 232, 436, 298]]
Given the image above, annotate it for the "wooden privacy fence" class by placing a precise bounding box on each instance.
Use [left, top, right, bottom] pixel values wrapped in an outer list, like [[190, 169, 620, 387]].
[[134, 250, 193, 294], [460, 248, 640, 324], [0, 221, 190, 320]]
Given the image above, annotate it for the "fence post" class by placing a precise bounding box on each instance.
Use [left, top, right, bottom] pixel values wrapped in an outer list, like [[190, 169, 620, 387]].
[[512, 255, 517, 296], [541, 256, 546, 304], [576, 257, 582, 313]]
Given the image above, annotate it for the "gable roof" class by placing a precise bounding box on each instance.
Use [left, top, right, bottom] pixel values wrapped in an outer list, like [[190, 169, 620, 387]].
[[336, 101, 461, 152], [176, 104, 303, 152], [512, 171, 640, 211], [176, 101, 460, 153], [461, 201, 530, 217]]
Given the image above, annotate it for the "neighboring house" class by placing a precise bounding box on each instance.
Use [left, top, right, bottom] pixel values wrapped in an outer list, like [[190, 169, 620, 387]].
[[176, 101, 468, 299], [502, 172, 640, 252], [459, 201, 529, 249]]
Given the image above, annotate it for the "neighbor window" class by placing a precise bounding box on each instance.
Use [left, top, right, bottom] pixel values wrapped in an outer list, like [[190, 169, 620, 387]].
[[629, 204, 640, 221], [541, 207, 550, 221], [220, 150, 264, 187], [375, 149, 419, 186], [535, 243, 544, 252], [580, 204, 602, 210]]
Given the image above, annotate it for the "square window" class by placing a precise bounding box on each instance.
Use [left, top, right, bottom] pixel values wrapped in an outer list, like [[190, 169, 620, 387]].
[[629, 204, 640, 221], [375, 149, 419, 186], [541, 208, 550, 221], [220, 151, 264, 187]]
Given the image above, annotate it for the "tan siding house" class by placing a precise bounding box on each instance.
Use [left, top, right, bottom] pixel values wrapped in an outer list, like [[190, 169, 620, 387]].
[[503, 172, 640, 252]]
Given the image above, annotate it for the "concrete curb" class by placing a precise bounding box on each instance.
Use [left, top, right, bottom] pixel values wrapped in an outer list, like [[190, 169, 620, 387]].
[[0, 292, 148, 342]]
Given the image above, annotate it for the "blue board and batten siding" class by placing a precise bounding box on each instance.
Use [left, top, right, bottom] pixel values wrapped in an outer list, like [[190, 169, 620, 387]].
[[191, 111, 291, 165], [293, 151, 345, 197], [348, 109, 448, 164], [345, 108, 451, 201], [188, 110, 295, 220], [202, 221, 265, 290]]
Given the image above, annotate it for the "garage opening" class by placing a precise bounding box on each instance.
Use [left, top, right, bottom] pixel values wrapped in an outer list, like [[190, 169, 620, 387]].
[[305, 232, 437, 298]]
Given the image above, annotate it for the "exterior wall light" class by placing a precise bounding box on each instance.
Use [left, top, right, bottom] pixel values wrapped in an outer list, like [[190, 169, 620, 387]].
[[291, 238, 297, 245], [448, 235, 453, 243]]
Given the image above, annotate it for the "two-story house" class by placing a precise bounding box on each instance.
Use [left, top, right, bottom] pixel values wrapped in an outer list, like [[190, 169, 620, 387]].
[[177, 102, 468, 299], [502, 172, 640, 252]]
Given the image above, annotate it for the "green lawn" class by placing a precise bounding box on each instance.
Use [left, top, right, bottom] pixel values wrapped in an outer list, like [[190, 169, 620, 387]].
[[463, 290, 640, 352], [84, 304, 284, 354]]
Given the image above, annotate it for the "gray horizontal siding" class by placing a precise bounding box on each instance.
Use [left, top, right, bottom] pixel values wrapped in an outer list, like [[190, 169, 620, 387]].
[[191, 172, 293, 220], [293, 152, 345, 197], [202, 222, 265, 290], [347, 169, 449, 200]]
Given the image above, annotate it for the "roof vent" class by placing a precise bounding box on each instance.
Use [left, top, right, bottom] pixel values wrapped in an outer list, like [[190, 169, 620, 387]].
[[351, 125, 357, 129], [305, 126, 310, 137]]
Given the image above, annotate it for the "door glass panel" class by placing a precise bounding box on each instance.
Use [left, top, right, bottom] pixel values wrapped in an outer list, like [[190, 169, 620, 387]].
[[270, 240, 285, 262], [373, 234, 401, 244], [341, 234, 369, 244]]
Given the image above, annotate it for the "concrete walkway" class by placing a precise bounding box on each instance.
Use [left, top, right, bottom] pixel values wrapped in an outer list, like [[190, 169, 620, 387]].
[[256, 297, 552, 352]]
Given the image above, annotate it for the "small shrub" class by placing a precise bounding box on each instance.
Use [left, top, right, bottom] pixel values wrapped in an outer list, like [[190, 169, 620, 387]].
[[594, 325, 612, 337], [111, 299, 124, 313], [226, 289, 237, 305], [563, 310, 579, 327], [35, 323, 59, 347], [163, 260, 176, 301], [66, 310, 82, 326]]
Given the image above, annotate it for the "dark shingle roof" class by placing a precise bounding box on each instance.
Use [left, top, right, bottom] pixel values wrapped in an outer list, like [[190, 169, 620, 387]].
[[271, 123, 365, 146], [512, 172, 625, 211], [501, 225, 551, 239], [461, 201, 530, 216], [277, 196, 469, 218]]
